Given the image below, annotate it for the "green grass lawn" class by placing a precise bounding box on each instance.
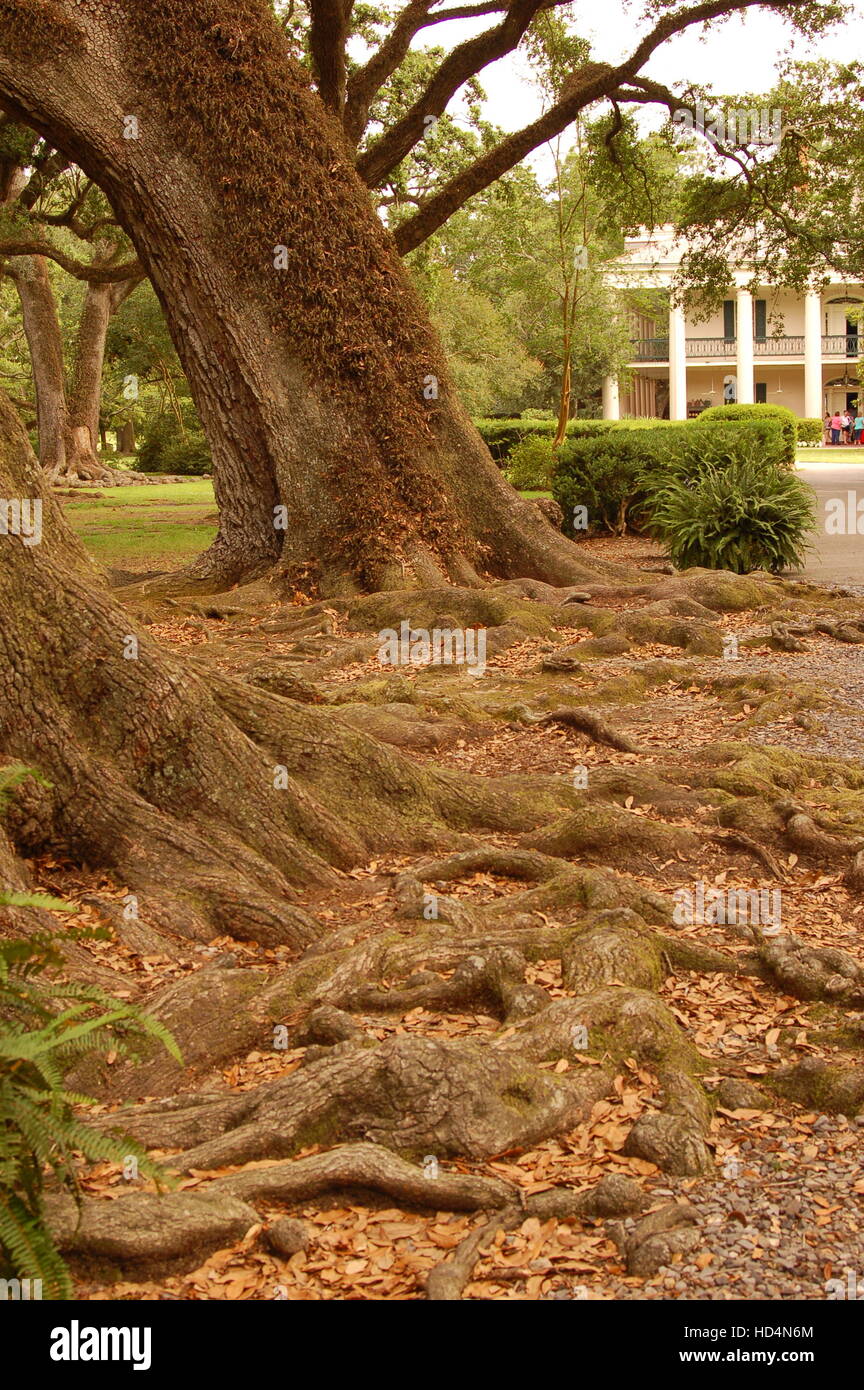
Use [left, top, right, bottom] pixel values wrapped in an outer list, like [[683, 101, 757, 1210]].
[[61, 478, 217, 572], [797, 447, 864, 464]]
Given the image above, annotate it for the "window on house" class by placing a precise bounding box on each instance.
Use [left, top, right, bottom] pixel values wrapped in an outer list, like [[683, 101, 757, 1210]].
[[755, 301, 767, 341], [755, 382, 767, 403], [723, 301, 735, 341]]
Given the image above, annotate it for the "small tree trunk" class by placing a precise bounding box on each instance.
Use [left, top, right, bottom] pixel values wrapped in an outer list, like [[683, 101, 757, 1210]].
[[9, 255, 117, 483], [553, 354, 572, 451], [65, 280, 112, 478], [9, 255, 69, 478], [66, 269, 142, 480], [116, 420, 136, 454]]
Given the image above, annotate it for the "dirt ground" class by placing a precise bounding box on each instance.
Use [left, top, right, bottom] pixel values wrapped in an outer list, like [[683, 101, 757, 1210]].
[[31, 533, 864, 1302]]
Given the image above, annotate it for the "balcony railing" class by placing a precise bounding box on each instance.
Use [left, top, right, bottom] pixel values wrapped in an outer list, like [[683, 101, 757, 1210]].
[[756, 335, 804, 355], [822, 334, 861, 357], [629, 333, 861, 362], [629, 337, 670, 361], [687, 337, 737, 358]]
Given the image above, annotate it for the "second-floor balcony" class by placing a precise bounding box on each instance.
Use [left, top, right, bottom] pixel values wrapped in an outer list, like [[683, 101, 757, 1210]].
[[629, 334, 861, 363]]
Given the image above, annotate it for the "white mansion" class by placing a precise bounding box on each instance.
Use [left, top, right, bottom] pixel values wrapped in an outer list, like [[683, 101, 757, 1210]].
[[603, 228, 862, 422]]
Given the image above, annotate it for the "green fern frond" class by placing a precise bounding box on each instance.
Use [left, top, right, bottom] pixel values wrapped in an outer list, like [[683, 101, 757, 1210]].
[[0, 931, 180, 1296]]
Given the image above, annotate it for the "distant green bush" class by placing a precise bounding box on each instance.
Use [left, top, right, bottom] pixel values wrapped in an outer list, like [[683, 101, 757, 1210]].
[[796, 417, 824, 445], [138, 416, 212, 475], [697, 403, 798, 466], [474, 418, 561, 463], [505, 436, 555, 490], [646, 444, 815, 573], [553, 432, 661, 535]]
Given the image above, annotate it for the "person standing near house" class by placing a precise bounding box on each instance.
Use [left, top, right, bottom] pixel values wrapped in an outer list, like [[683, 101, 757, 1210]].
[[855, 412, 864, 445], [840, 410, 852, 443], [831, 412, 843, 444], [824, 413, 833, 445]]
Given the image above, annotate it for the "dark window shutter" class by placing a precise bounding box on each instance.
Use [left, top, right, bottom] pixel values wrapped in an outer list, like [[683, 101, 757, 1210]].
[[723, 301, 735, 340], [755, 381, 768, 403], [755, 300, 767, 340]]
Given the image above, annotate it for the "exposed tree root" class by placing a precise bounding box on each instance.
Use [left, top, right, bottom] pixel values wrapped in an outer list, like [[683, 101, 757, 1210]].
[[7, 378, 864, 1294], [426, 1173, 647, 1300], [104, 1030, 614, 1170], [613, 1202, 702, 1277], [211, 1141, 516, 1212], [778, 801, 864, 867], [706, 829, 787, 881], [756, 932, 864, 1006], [526, 706, 643, 754], [45, 1189, 260, 1281]]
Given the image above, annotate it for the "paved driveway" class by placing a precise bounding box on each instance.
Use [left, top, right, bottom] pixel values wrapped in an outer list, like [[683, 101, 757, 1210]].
[[797, 461, 864, 585]]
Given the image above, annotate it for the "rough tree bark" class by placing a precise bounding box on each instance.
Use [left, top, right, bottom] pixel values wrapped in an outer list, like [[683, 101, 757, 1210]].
[[0, 388, 332, 947], [0, 0, 611, 594]]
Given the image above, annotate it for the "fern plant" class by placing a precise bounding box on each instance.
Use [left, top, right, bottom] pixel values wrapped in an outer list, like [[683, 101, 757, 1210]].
[[0, 765, 180, 1298], [0, 935, 181, 1297], [647, 452, 815, 574]]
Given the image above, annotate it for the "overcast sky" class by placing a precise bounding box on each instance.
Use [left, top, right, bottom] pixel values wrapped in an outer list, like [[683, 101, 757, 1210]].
[[418, 0, 864, 173]]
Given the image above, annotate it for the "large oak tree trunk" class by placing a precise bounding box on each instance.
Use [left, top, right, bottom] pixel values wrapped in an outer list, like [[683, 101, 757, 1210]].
[[0, 388, 331, 947], [0, 387, 547, 953], [0, 0, 610, 593]]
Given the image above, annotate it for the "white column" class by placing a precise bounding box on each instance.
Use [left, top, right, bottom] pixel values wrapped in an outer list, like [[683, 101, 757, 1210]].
[[804, 288, 822, 419], [602, 375, 620, 420], [736, 288, 754, 404], [668, 299, 687, 420]]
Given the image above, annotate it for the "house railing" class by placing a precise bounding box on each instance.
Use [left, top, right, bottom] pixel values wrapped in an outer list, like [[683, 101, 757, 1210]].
[[822, 334, 860, 357], [628, 337, 670, 361], [755, 335, 804, 355], [686, 337, 737, 358], [628, 333, 861, 362]]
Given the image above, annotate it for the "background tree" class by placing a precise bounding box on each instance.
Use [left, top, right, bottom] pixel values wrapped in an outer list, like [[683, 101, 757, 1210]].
[[636, 59, 864, 308], [0, 118, 143, 481], [411, 114, 680, 423]]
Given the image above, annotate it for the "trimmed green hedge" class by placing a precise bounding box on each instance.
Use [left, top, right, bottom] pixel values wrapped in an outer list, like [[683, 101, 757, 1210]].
[[697, 403, 797, 466], [473, 416, 679, 464], [505, 436, 556, 491], [551, 418, 786, 538], [552, 431, 660, 535], [796, 417, 824, 445]]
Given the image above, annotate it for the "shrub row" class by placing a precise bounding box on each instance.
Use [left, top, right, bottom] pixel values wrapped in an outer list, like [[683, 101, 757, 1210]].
[[476, 405, 821, 465], [796, 417, 824, 444], [546, 413, 814, 573], [551, 418, 785, 535], [696, 403, 797, 466], [473, 416, 676, 464]]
